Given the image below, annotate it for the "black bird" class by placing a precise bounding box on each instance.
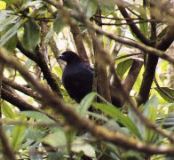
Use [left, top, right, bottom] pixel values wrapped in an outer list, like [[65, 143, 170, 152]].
[[58, 51, 93, 103], [59, 51, 122, 107]]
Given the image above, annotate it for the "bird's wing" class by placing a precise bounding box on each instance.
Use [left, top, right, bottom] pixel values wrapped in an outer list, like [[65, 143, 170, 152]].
[[62, 64, 93, 102]]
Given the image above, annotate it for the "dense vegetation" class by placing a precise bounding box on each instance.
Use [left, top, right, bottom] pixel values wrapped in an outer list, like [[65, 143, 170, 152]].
[[0, 0, 174, 159]]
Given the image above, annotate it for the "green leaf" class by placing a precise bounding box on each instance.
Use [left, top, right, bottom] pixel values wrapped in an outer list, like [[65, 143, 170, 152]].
[[72, 137, 96, 158], [43, 128, 67, 148], [1, 102, 16, 119], [122, 150, 144, 160], [3, 33, 17, 51], [116, 59, 133, 78], [53, 15, 66, 34], [93, 103, 141, 138], [77, 92, 97, 115], [24, 58, 35, 69], [0, 14, 18, 50], [138, 7, 148, 36], [155, 87, 174, 102], [21, 0, 43, 10], [0, 18, 22, 47], [157, 110, 174, 129], [99, 0, 115, 15], [3, 0, 22, 6], [143, 96, 159, 142], [0, 1, 6, 9], [11, 116, 26, 151], [21, 111, 55, 123], [22, 19, 40, 52], [133, 96, 159, 143], [0, 13, 18, 32], [24, 127, 46, 141], [47, 152, 65, 160], [80, 0, 98, 18]]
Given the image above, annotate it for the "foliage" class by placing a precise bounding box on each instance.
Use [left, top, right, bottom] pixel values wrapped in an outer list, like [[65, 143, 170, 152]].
[[0, 0, 174, 160]]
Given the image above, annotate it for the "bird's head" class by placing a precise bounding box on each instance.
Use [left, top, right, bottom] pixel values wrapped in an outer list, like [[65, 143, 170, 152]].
[[58, 51, 82, 64]]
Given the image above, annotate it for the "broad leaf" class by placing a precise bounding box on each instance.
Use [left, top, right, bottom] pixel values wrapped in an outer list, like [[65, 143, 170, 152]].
[[116, 59, 133, 78], [155, 87, 174, 103], [43, 128, 67, 148], [53, 15, 66, 34], [94, 103, 141, 138], [1, 102, 17, 119], [0, 18, 22, 47], [22, 111, 55, 123], [11, 116, 26, 151], [80, 0, 98, 18], [22, 19, 40, 52], [77, 92, 96, 115]]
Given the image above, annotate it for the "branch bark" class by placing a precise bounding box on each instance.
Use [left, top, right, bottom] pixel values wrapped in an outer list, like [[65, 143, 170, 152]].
[[138, 26, 174, 104], [118, 6, 151, 45], [70, 24, 89, 63], [17, 42, 62, 97], [2, 47, 174, 154], [2, 87, 37, 111], [3, 78, 41, 101]]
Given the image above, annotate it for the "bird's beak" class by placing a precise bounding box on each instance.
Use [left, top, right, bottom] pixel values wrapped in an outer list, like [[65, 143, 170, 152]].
[[58, 55, 64, 61], [57, 55, 67, 64], [58, 55, 63, 59]]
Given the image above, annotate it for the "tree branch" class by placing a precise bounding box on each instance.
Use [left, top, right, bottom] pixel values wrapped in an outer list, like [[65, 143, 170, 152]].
[[70, 24, 89, 63], [138, 26, 174, 104], [2, 78, 41, 101], [17, 42, 62, 97], [118, 6, 151, 45], [3, 47, 174, 155], [0, 126, 16, 160], [2, 87, 37, 111], [123, 59, 143, 92]]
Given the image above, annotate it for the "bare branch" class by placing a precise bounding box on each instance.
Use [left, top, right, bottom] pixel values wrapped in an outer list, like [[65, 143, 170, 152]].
[[3, 78, 41, 101], [2, 43, 174, 155]]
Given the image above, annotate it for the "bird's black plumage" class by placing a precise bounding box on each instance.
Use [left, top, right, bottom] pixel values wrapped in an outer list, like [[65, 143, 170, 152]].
[[59, 51, 122, 107], [59, 51, 93, 102]]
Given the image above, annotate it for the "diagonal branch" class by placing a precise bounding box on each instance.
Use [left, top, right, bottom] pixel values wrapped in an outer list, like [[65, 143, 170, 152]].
[[17, 42, 62, 97], [118, 6, 151, 45], [0, 62, 16, 160], [70, 24, 89, 63], [138, 26, 174, 104], [3, 47, 174, 154], [2, 86, 38, 111], [3, 78, 41, 101], [123, 59, 143, 92]]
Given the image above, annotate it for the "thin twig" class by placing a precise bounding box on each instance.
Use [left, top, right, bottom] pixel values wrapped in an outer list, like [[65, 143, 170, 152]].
[[44, 0, 174, 142], [3, 43, 174, 155], [0, 62, 16, 160]]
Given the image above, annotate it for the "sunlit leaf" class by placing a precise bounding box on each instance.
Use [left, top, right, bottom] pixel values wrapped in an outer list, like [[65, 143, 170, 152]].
[[144, 98, 159, 142], [0, 1, 6, 10], [43, 128, 67, 148], [94, 103, 141, 138], [155, 87, 174, 103], [3, 0, 23, 6], [129, 97, 159, 143], [3, 33, 17, 50], [22, 19, 40, 52], [1, 102, 17, 119], [77, 92, 97, 115], [0, 18, 23, 47], [22, 111, 55, 123], [116, 59, 133, 78], [72, 137, 96, 158], [53, 15, 66, 34], [98, 0, 115, 15], [80, 0, 98, 18], [11, 116, 26, 151]]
